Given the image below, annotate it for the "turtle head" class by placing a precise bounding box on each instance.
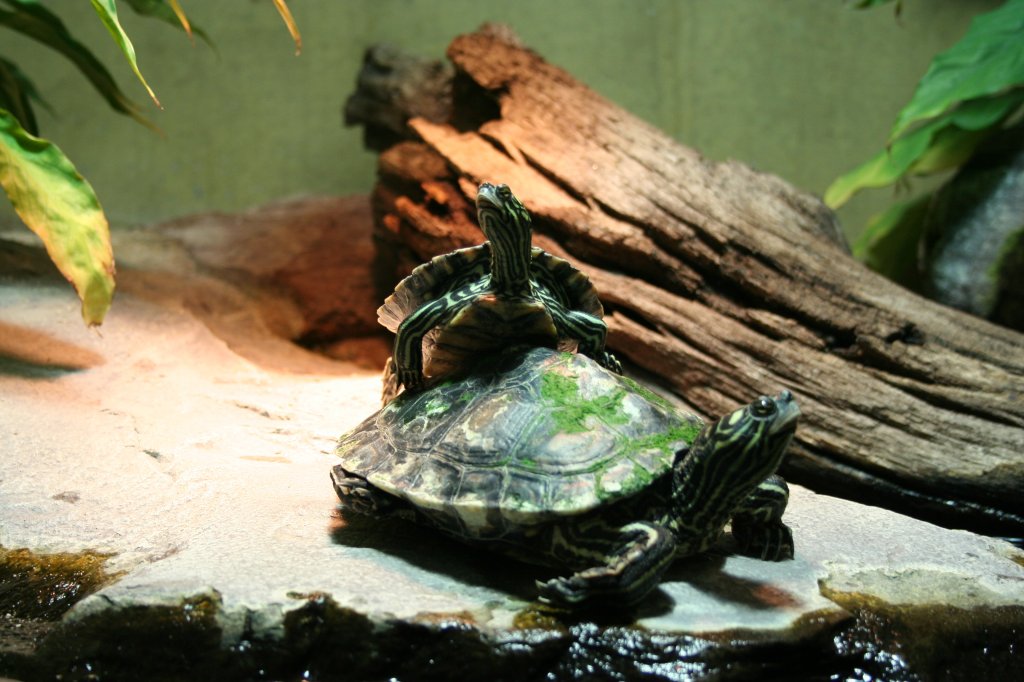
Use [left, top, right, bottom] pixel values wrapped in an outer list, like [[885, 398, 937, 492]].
[[477, 183, 532, 238], [477, 183, 533, 292], [670, 391, 799, 537]]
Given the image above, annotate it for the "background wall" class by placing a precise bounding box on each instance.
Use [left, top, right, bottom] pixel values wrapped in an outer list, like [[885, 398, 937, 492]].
[[0, 0, 1002, 240]]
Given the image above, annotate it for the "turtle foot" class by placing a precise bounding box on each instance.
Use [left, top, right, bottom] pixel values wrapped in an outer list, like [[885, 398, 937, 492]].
[[397, 367, 425, 393], [331, 467, 389, 517], [732, 520, 794, 561], [535, 575, 590, 607], [598, 351, 623, 374]]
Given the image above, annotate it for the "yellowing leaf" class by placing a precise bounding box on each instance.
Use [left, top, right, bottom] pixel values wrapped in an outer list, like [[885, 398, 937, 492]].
[[90, 0, 161, 108], [272, 0, 301, 55], [123, 0, 213, 47], [0, 108, 115, 325], [167, 0, 190, 38]]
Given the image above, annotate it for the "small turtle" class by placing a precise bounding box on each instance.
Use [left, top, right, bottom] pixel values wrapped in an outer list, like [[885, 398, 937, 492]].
[[378, 182, 619, 402], [332, 347, 799, 609]]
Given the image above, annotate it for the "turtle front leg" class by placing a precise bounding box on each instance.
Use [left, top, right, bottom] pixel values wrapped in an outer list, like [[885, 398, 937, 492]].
[[393, 296, 454, 392], [536, 521, 676, 608], [730, 474, 794, 561], [550, 307, 622, 374]]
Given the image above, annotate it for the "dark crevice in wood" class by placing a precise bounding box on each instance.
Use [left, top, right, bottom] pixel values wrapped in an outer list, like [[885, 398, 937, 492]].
[[607, 304, 669, 339], [883, 322, 925, 346], [646, 195, 729, 269], [516, 148, 593, 207], [449, 71, 501, 134]]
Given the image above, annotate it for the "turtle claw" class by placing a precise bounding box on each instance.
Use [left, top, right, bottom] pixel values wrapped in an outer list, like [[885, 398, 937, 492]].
[[598, 351, 623, 374], [397, 367, 424, 392], [536, 575, 590, 607]]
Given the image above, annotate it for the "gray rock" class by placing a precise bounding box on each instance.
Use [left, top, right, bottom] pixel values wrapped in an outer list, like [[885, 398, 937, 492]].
[[1, 201, 1022, 680], [924, 130, 1024, 331]]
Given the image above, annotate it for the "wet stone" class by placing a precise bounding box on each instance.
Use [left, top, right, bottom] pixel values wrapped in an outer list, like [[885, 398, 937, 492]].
[[1, 205, 1023, 681]]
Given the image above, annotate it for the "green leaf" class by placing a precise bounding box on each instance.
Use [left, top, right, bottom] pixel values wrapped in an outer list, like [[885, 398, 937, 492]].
[[0, 56, 41, 134], [889, 0, 1024, 142], [0, 108, 115, 325], [824, 91, 1024, 207], [0, 0, 154, 129], [825, 119, 939, 208], [124, 0, 213, 48], [853, 194, 932, 289], [90, 0, 160, 107]]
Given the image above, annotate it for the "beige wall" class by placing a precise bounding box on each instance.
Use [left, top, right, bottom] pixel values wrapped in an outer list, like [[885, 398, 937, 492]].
[[0, 0, 1001, 239]]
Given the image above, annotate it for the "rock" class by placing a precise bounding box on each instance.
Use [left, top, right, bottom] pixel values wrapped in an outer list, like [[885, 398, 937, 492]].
[[923, 128, 1024, 332], [155, 194, 385, 345], [1, 200, 1023, 681]]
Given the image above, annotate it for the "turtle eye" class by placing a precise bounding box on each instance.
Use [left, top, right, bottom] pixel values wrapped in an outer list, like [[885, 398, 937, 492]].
[[751, 396, 776, 418], [497, 184, 512, 199]]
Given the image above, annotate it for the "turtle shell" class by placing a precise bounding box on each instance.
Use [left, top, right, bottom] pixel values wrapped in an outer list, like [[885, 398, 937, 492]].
[[336, 346, 702, 540], [377, 245, 604, 335]]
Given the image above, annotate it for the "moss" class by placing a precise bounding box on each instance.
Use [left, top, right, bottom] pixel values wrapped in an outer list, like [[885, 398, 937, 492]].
[[625, 464, 655, 489], [540, 371, 629, 434], [539, 371, 579, 405], [0, 546, 118, 621], [424, 396, 449, 416], [619, 375, 673, 410], [983, 224, 1024, 313], [623, 422, 702, 457]]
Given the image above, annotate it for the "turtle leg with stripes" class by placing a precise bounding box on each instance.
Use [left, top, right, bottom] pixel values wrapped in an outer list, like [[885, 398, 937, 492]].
[[535, 520, 677, 608], [547, 303, 622, 374], [391, 295, 461, 395], [730, 474, 794, 561]]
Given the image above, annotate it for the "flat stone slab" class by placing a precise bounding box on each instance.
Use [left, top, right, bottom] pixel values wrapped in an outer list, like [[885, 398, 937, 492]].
[[2, 199, 1022, 680]]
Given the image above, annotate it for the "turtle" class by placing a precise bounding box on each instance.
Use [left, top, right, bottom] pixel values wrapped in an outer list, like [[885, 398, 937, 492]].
[[378, 182, 620, 402], [331, 346, 800, 609]]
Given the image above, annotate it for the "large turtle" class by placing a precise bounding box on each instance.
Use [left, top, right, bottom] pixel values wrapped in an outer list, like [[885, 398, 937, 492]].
[[378, 182, 620, 402], [332, 346, 799, 608]]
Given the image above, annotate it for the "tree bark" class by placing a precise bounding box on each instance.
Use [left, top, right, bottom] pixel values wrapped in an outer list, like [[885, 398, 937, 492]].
[[345, 27, 1024, 539]]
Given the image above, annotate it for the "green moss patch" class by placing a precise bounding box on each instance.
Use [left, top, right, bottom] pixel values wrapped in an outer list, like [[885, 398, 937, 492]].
[[540, 371, 629, 434], [618, 376, 673, 410], [423, 396, 450, 416], [623, 422, 702, 458]]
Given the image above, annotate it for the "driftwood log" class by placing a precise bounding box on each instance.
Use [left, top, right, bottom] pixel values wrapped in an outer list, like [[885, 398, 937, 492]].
[[344, 28, 1024, 539]]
